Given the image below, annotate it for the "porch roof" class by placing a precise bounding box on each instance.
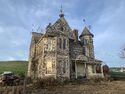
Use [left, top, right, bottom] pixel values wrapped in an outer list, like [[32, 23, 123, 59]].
[[72, 55, 88, 61], [95, 59, 103, 64]]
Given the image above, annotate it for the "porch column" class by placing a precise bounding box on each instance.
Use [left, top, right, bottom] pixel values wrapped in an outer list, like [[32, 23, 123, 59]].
[[101, 65, 104, 77], [75, 60, 77, 79], [94, 65, 96, 74], [85, 62, 87, 77]]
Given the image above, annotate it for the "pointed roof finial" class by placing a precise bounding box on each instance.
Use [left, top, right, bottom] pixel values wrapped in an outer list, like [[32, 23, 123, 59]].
[[59, 5, 64, 17]]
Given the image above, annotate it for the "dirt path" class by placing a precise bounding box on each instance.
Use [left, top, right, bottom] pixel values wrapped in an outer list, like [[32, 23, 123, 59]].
[[32, 81, 125, 94], [1, 81, 125, 94]]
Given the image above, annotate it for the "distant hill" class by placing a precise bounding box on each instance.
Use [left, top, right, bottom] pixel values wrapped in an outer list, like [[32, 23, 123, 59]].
[[110, 67, 125, 72], [0, 61, 28, 76]]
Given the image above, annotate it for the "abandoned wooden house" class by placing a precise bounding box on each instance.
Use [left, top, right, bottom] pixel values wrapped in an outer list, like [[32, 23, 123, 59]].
[[27, 9, 104, 80]]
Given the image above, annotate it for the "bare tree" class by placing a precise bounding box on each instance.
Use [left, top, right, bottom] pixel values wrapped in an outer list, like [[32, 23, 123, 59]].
[[120, 47, 125, 58]]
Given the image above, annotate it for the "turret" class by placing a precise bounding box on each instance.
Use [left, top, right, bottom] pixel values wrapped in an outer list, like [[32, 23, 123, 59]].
[[79, 26, 94, 42], [79, 27, 94, 60]]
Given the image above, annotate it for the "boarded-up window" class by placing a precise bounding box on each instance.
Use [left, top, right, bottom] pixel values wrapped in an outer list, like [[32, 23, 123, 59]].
[[46, 60, 52, 74]]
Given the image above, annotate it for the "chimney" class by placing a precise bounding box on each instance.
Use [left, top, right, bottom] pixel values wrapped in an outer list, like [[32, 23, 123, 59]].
[[72, 29, 78, 42]]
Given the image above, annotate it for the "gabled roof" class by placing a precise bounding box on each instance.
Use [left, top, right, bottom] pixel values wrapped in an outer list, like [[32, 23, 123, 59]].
[[30, 32, 43, 49], [31, 32, 43, 44], [52, 16, 71, 31], [79, 26, 94, 38], [46, 15, 73, 39]]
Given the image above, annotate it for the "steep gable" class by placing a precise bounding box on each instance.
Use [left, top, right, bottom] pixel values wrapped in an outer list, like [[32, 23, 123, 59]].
[[79, 27, 94, 38], [46, 16, 73, 39]]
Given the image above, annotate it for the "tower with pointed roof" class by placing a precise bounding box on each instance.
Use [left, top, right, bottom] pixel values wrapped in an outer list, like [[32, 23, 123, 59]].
[[28, 9, 104, 80], [79, 26, 95, 61]]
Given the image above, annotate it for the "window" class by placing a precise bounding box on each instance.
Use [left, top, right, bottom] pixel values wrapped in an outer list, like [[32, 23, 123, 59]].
[[58, 38, 67, 50], [63, 39, 66, 49], [96, 65, 101, 73], [63, 62, 66, 73], [84, 39, 88, 45], [59, 38, 62, 49], [83, 47, 86, 55], [72, 61, 75, 72]]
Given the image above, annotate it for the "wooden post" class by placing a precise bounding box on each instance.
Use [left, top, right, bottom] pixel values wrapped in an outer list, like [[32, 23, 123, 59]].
[[23, 77, 27, 94], [85, 62, 87, 77], [12, 86, 15, 94], [75, 60, 77, 79], [94, 65, 96, 74], [101, 65, 104, 77]]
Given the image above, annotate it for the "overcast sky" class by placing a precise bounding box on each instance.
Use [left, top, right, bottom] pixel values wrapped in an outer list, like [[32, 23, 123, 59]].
[[0, 0, 125, 67]]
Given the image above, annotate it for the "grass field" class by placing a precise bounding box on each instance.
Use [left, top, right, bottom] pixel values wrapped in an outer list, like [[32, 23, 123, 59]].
[[0, 61, 125, 79], [110, 71, 125, 80], [0, 61, 28, 77]]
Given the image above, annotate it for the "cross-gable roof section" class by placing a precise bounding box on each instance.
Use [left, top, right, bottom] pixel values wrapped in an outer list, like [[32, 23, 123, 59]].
[[31, 32, 43, 44]]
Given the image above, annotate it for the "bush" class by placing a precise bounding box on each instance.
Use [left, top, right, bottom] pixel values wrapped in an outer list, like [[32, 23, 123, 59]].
[[32, 77, 71, 88], [17, 71, 26, 78], [33, 77, 60, 88], [89, 77, 104, 83]]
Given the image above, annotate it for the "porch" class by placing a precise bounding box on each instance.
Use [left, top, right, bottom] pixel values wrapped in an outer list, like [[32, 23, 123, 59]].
[[71, 55, 104, 79]]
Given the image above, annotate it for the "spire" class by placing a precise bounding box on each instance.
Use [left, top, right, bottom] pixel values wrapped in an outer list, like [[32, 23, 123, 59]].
[[59, 5, 64, 17]]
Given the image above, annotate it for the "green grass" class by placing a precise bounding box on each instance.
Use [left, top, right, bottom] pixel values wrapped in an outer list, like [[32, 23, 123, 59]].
[[110, 71, 125, 76], [110, 71, 125, 80], [0, 61, 28, 77]]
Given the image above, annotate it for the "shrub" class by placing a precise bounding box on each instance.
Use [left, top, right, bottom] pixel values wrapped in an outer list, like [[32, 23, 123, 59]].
[[33, 77, 60, 88]]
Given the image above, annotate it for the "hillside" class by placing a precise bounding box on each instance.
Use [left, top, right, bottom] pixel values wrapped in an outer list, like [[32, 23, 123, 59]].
[[0, 61, 28, 76]]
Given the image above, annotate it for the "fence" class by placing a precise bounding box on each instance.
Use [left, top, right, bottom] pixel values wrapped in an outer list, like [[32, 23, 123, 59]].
[[0, 78, 27, 94]]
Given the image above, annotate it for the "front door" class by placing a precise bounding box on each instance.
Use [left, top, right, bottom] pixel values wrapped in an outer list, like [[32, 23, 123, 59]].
[[76, 63, 86, 78]]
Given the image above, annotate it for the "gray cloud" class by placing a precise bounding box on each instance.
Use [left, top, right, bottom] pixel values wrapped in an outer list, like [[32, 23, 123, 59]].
[[0, 0, 125, 67], [93, 0, 125, 66]]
